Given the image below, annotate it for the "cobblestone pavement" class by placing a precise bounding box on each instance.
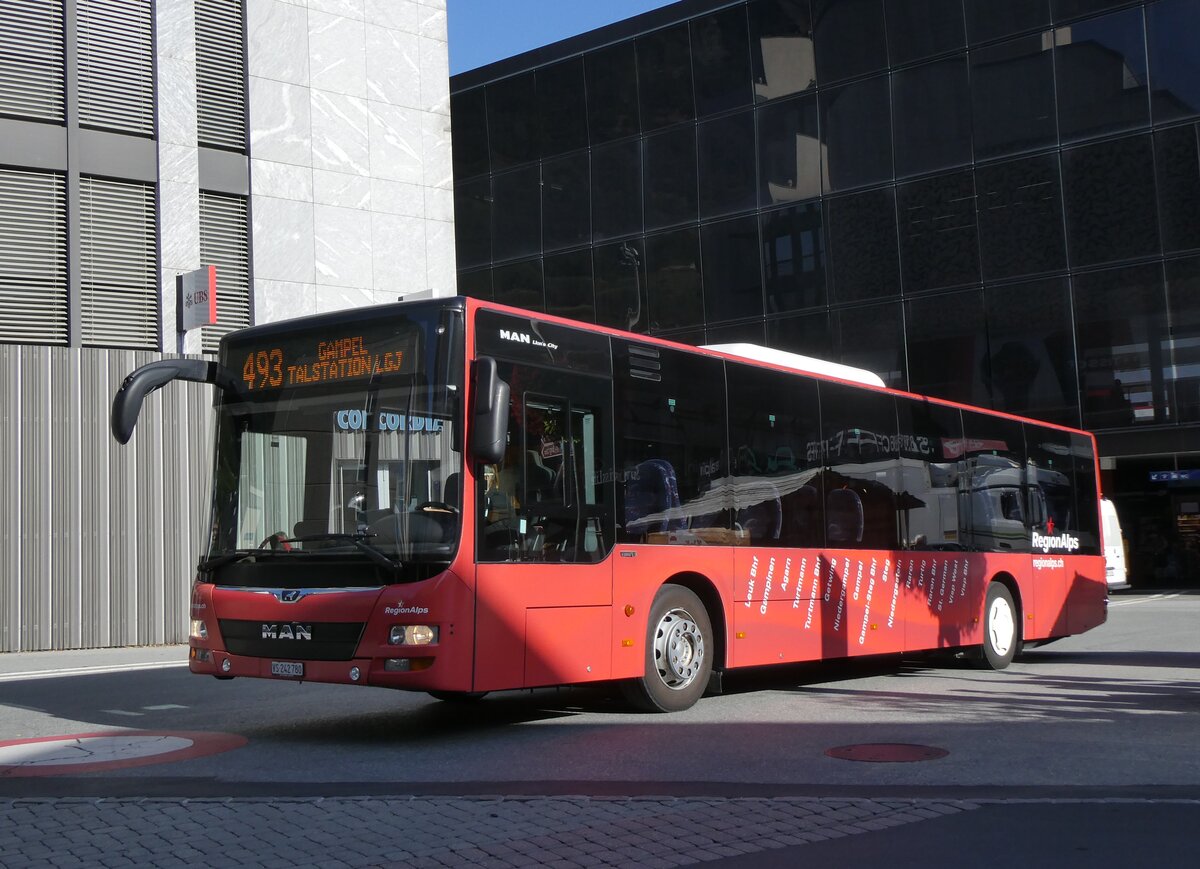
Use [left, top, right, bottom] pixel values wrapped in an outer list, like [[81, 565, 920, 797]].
[[0, 795, 974, 868]]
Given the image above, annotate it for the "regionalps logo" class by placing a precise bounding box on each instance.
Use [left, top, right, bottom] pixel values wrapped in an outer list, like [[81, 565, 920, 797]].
[[1031, 518, 1079, 553]]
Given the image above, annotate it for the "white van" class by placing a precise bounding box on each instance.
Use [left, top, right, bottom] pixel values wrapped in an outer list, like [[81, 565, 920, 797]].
[[1100, 498, 1129, 591]]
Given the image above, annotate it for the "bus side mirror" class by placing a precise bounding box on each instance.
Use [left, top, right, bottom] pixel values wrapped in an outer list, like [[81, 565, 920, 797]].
[[470, 356, 509, 464], [111, 359, 239, 444]]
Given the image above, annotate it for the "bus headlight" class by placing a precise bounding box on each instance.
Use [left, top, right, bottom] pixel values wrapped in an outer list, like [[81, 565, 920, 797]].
[[389, 625, 438, 645], [190, 619, 208, 640]]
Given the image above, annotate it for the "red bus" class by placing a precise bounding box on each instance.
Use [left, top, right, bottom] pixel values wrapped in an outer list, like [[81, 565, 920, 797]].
[[111, 296, 1107, 712]]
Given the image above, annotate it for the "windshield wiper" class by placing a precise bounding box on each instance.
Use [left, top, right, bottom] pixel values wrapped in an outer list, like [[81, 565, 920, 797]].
[[286, 533, 403, 575], [197, 548, 291, 573]]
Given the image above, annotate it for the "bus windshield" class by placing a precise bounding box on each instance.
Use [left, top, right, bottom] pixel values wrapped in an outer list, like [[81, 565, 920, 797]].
[[205, 306, 464, 584]]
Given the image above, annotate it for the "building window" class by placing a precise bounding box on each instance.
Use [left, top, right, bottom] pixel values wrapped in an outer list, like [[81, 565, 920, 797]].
[[0, 0, 66, 123], [78, 0, 155, 136], [0, 168, 67, 346], [196, 0, 247, 152], [199, 191, 250, 353], [79, 176, 158, 349]]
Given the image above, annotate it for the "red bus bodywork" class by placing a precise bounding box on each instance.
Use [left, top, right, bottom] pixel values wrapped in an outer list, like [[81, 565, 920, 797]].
[[185, 298, 1107, 697]]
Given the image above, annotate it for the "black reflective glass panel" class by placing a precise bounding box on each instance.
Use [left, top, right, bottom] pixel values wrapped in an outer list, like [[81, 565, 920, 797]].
[[984, 278, 1079, 426], [486, 72, 538, 170], [884, 0, 966, 66], [1054, 8, 1149, 142], [1166, 256, 1200, 423], [1052, 0, 1132, 21], [726, 361, 824, 547], [543, 249, 595, 323], [491, 259, 543, 312], [761, 202, 827, 314], [818, 381, 900, 549], [450, 88, 488, 179], [585, 41, 639, 144], [905, 289, 989, 406], [813, 0, 887, 85], [757, 92, 821, 206], [897, 170, 980, 293], [643, 125, 698, 230], [594, 239, 648, 333], [819, 76, 892, 191], [646, 228, 704, 332], [893, 55, 971, 178], [749, 0, 816, 101], [691, 6, 753, 116], [591, 139, 642, 242], [971, 35, 1057, 160], [1074, 263, 1171, 428], [1062, 135, 1159, 267], [707, 320, 767, 345], [453, 177, 491, 269], [1156, 124, 1200, 254], [825, 188, 900, 303], [976, 154, 1067, 281], [698, 111, 757, 219], [537, 58, 587, 159], [701, 215, 763, 324], [1148, 0, 1200, 124], [637, 23, 695, 131], [456, 268, 492, 301], [542, 152, 590, 253], [491, 166, 540, 262], [769, 309, 832, 359], [965, 0, 1050, 44], [832, 301, 906, 388]]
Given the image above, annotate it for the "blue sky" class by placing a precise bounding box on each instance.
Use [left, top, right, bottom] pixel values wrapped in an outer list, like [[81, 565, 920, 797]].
[[447, 0, 678, 75]]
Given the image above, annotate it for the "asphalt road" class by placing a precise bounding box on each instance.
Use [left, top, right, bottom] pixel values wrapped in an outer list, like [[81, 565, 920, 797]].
[[1, 590, 1198, 867]]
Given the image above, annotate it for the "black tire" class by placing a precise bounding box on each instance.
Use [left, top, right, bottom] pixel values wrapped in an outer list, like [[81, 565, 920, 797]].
[[427, 690, 489, 703], [978, 582, 1020, 670], [620, 585, 713, 713]]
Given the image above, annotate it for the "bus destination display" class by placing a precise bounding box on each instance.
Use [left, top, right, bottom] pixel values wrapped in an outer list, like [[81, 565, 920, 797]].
[[237, 333, 412, 390]]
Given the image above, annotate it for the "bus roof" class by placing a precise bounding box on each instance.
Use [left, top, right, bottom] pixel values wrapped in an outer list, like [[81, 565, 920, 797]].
[[701, 343, 887, 388]]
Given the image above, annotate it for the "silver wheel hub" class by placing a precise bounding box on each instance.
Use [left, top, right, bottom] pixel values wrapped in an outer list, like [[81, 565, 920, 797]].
[[653, 607, 705, 690], [988, 596, 1015, 657]]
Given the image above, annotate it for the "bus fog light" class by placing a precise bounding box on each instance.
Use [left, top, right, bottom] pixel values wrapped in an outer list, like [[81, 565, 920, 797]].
[[221, 659, 231, 673], [384, 658, 412, 672], [350, 667, 361, 681], [190, 619, 208, 640], [389, 625, 438, 645]]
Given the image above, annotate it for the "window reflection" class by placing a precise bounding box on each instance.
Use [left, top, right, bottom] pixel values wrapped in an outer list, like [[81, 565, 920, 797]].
[[699, 110, 757, 218], [813, 0, 887, 85], [749, 0, 817, 101], [892, 55, 971, 177], [646, 228, 704, 331], [897, 170, 980, 292], [965, 0, 1051, 45], [983, 278, 1079, 426], [450, 88, 488, 179], [970, 35, 1057, 160], [644, 125, 698, 230], [491, 259, 543, 313], [594, 239, 648, 333], [487, 72, 538, 170], [591, 139, 642, 242], [544, 249, 595, 323], [975, 154, 1066, 281], [905, 290, 989, 407], [1054, 7, 1149, 142], [1148, 0, 1200, 124], [536, 58, 588, 158], [757, 92, 822, 205], [820, 76, 893, 191], [637, 23, 695, 131], [585, 41, 639, 144], [1155, 124, 1200, 254], [761, 202, 827, 314], [884, 0, 966, 66], [1167, 257, 1200, 423], [701, 215, 763, 325], [691, 6, 753, 116], [542, 152, 590, 252], [453, 177, 491, 269], [1074, 264, 1171, 428], [491, 166, 540, 262]]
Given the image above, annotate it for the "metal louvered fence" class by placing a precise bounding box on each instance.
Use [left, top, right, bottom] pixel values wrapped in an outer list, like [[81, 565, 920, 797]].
[[0, 345, 214, 652]]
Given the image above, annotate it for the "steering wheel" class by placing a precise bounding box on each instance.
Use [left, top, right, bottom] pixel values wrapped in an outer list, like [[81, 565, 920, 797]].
[[259, 532, 293, 551], [414, 501, 459, 515]]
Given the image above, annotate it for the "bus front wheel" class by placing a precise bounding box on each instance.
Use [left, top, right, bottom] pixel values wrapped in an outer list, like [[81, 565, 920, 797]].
[[978, 582, 1020, 670], [621, 585, 712, 713]]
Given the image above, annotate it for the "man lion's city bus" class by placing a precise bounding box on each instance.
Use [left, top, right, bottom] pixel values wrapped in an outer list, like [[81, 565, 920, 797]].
[[111, 296, 1107, 712]]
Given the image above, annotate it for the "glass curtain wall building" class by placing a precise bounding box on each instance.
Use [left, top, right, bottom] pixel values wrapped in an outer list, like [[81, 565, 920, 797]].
[[450, 0, 1200, 588]]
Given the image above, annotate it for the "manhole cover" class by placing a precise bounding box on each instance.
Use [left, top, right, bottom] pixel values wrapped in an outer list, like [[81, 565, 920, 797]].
[[825, 743, 948, 762], [0, 731, 247, 777]]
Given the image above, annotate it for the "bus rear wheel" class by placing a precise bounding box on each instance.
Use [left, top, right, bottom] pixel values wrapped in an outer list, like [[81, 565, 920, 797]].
[[621, 585, 712, 713], [978, 582, 1020, 670]]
